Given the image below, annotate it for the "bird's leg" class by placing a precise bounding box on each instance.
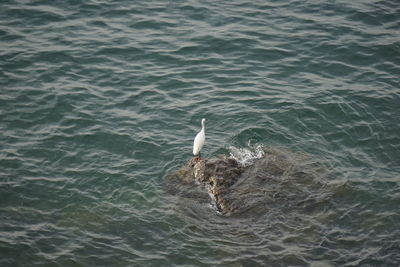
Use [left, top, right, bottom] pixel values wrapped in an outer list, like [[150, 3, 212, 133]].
[[193, 153, 202, 161]]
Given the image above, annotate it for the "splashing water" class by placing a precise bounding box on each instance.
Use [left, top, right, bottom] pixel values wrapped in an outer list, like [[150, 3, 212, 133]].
[[228, 145, 265, 167]]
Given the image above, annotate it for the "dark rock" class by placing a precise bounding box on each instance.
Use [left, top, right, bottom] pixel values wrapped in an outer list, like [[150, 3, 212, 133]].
[[165, 148, 328, 216]]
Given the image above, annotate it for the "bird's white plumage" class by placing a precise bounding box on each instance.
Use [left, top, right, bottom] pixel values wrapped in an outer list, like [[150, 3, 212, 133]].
[[193, 118, 206, 156]]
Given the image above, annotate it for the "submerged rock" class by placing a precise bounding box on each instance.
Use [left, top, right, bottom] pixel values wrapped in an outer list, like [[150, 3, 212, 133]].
[[165, 148, 328, 216]]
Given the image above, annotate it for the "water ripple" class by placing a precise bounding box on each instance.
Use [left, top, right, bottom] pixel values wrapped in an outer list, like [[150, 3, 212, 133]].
[[1, 0, 399, 266]]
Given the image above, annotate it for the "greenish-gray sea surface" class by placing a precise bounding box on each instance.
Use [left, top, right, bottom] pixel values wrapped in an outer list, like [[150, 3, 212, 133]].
[[1, 0, 399, 266]]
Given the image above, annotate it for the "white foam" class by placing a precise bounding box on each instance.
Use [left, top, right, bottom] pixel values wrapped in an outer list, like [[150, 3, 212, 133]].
[[228, 145, 265, 167]]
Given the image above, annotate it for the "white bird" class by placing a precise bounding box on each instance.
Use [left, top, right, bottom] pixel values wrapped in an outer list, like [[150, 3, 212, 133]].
[[193, 118, 206, 157]]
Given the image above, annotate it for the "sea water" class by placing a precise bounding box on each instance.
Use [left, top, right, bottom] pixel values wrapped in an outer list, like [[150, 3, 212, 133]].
[[1, 0, 399, 266]]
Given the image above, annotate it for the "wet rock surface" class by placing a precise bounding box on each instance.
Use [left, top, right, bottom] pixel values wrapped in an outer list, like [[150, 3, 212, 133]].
[[165, 148, 328, 216]]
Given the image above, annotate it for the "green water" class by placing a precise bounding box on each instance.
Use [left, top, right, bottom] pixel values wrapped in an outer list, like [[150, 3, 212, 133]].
[[1, 0, 399, 266]]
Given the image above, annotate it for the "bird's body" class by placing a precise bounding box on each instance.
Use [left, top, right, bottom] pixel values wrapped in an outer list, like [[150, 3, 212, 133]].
[[193, 118, 206, 157]]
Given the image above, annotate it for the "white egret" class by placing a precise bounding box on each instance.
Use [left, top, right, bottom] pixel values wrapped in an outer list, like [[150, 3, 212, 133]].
[[193, 118, 206, 158]]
